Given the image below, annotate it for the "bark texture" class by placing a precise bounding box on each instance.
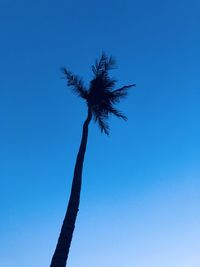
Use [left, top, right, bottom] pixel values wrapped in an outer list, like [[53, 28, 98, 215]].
[[50, 109, 92, 267]]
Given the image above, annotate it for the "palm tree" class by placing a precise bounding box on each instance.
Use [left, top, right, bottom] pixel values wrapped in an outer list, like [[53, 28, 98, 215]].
[[50, 53, 135, 267]]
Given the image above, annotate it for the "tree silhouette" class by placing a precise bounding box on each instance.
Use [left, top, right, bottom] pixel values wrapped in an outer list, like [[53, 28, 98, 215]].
[[50, 53, 135, 267]]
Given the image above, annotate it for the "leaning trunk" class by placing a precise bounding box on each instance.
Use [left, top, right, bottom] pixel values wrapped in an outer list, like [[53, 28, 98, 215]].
[[50, 108, 92, 267]]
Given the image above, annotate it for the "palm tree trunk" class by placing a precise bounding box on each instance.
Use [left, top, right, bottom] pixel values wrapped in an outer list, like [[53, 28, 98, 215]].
[[50, 108, 92, 267]]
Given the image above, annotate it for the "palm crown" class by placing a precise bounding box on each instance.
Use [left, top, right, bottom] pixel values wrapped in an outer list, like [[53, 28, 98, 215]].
[[62, 53, 135, 135]]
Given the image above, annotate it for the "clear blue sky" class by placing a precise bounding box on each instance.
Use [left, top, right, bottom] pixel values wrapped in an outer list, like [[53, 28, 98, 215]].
[[0, 0, 200, 266]]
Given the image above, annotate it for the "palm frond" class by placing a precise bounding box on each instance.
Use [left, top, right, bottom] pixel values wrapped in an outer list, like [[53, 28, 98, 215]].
[[92, 52, 117, 77], [92, 105, 109, 134], [61, 67, 88, 99], [91, 53, 105, 76], [107, 106, 127, 120], [113, 84, 136, 95], [105, 54, 117, 71], [109, 84, 136, 103], [97, 115, 109, 135], [104, 78, 117, 90], [89, 76, 117, 96]]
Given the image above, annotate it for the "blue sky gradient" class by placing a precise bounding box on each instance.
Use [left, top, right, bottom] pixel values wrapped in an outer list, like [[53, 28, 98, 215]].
[[0, 0, 200, 266]]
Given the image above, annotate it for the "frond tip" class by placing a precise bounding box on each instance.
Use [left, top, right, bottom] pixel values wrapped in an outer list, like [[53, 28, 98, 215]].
[[97, 116, 110, 135], [61, 67, 88, 99], [92, 52, 117, 76]]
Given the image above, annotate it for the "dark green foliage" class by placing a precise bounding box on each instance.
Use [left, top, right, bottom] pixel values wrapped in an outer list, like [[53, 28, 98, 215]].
[[62, 52, 135, 134]]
